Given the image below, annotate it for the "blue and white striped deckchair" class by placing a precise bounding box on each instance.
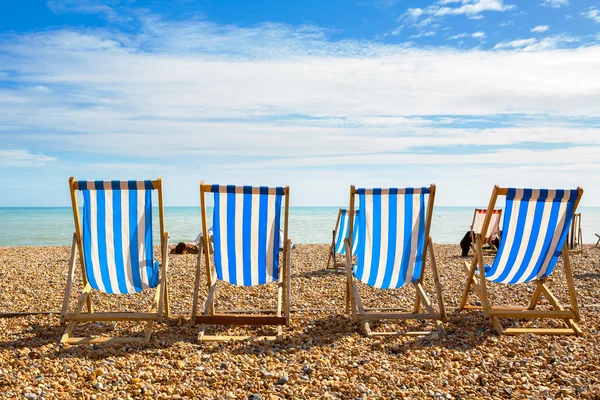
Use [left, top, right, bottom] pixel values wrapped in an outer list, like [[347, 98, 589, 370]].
[[326, 209, 359, 270], [460, 186, 584, 336], [192, 182, 291, 343], [60, 177, 169, 344], [344, 185, 446, 337]]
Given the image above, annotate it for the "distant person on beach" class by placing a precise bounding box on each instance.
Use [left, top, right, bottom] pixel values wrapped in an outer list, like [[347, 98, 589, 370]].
[[172, 228, 291, 255], [460, 230, 501, 257], [171, 241, 199, 255], [194, 228, 287, 250]]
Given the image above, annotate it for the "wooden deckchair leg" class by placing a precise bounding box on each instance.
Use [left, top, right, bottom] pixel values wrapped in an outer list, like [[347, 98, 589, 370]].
[[428, 238, 446, 322], [344, 239, 356, 319], [61, 284, 92, 343], [61, 234, 78, 325], [352, 283, 371, 336], [561, 244, 580, 321], [528, 281, 544, 310], [191, 241, 204, 326], [461, 261, 484, 301], [415, 282, 445, 335], [412, 292, 421, 314], [276, 266, 284, 343], [413, 276, 423, 313], [285, 240, 292, 326], [145, 279, 163, 342], [539, 281, 582, 335], [459, 256, 480, 310], [491, 317, 504, 335], [197, 275, 217, 343], [326, 230, 335, 270], [158, 233, 169, 321], [475, 238, 491, 318]]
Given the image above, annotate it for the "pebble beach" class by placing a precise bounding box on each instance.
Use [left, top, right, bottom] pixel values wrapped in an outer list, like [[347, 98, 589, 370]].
[[0, 243, 599, 399]]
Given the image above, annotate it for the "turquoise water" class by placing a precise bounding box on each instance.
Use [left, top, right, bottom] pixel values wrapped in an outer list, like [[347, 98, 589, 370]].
[[1, 207, 600, 246]]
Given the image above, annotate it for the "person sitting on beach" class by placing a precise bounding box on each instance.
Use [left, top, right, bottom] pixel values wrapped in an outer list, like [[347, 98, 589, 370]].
[[171, 242, 199, 255], [459, 230, 501, 257], [194, 228, 290, 251]]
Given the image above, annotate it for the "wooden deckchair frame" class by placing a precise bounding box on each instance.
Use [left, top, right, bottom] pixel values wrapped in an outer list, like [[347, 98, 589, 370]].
[[469, 208, 502, 255], [60, 177, 169, 344], [459, 185, 583, 336], [191, 182, 291, 343], [568, 213, 582, 254], [596, 233, 600, 247], [344, 184, 447, 337], [325, 209, 343, 270]]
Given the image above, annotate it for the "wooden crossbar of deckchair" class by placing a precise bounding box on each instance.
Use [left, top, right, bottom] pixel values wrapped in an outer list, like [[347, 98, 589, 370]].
[[67, 312, 160, 322], [194, 315, 287, 325]]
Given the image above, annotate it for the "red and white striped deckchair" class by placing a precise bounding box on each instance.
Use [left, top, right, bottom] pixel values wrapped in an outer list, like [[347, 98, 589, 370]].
[[470, 208, 502, 254]]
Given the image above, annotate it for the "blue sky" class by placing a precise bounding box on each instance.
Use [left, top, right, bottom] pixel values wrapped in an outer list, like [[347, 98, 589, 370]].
[[1, 0, 599, 207]]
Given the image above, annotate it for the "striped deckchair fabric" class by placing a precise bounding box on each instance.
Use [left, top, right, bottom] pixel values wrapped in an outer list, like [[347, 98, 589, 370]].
[[192, 182, 291, 343], [484, 189, 578, 285], [209, 185, 284, 286], [335, 209, 360, 256], [344, 185, 446, 337], [473, 209, 502, 244], [61, 177, 169, 345], [459, 185, 584, 336], [77, 180, 159, 294], [354, 187, 428, 289], [326, 209, 359, 270]]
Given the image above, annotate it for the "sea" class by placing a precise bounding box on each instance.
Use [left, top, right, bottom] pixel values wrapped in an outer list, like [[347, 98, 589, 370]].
[[1, 207, 600, 247]]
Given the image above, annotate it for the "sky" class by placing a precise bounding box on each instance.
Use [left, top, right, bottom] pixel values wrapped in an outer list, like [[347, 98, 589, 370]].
[[0, 0, 599, 207]]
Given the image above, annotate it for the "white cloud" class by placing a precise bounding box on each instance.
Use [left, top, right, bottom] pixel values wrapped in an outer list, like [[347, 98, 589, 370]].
[[46, 0, 126, 22], [437, 0, 515, 16], [494, 39, 536, 49], [0, 149, 56, 166], [408, 31, 436, 39], [494, 35, 577, 50], [541, 0, 568, 8], [399, 0, 516, 28], [583, 7, 600, 23], [1, 17, 600, 205], [448, 31, 486, 40], [531, 25, 549, 33], [405, 0, 515, 21]]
